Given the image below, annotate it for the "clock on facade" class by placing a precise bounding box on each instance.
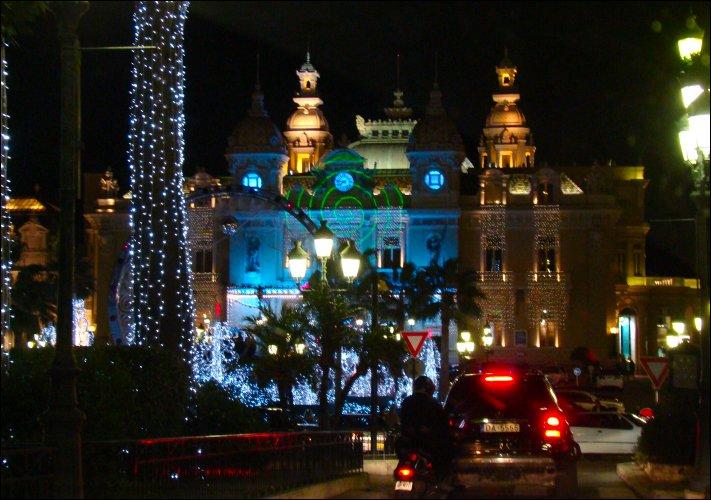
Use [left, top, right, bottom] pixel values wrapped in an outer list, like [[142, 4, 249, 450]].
[[242, 172, 263, 189], [424, 169, 445, 191], [334, 171, 355, 192]]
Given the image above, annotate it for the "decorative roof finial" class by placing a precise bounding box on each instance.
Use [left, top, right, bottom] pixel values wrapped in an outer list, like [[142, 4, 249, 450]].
[[306, 41, 311, 64]]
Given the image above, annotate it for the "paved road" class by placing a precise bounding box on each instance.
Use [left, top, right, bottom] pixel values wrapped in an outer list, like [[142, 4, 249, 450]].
[[333, 456, 637, 499]]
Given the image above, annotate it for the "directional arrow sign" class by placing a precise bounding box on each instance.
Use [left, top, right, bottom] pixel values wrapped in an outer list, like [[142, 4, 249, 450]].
[[403, 331, 429, 357], [639, 356, 670, 390]]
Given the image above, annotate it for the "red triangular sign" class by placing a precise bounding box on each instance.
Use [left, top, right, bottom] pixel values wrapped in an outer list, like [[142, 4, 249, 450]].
[[639, 356, 670, 389], [403, 331, 429, 357]]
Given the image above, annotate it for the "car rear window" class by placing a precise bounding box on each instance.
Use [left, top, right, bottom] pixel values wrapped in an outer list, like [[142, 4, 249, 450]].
[[445, 374, 556, 418]]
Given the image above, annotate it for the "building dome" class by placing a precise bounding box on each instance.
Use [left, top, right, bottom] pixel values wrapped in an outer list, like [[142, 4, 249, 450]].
[[286, 106, 330, 132], [485, 101, 526, 128], [227, 87, 286, 155], [407, 85, 463, 153]]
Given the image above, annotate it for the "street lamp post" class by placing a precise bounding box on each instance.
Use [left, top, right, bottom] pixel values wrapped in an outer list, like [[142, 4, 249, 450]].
[[42, 3, 89, 497], [314, 220, 335, 284], [674, 15, 710, 496]]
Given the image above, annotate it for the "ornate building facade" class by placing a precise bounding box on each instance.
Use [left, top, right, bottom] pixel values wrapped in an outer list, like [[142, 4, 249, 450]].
[[76, 52, 701, 368]]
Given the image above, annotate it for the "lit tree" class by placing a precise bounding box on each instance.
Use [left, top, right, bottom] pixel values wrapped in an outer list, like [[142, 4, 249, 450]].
[[416, 258, 484, 399], [243, 302, 314, 409], [1, 38, 11, 342], [127, 1, 195, 353]]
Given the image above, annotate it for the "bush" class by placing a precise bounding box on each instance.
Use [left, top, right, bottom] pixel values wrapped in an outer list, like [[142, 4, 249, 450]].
[[635, 404, 696, 465], [2, 346, 190, 443], [185, 381, 267, 436]]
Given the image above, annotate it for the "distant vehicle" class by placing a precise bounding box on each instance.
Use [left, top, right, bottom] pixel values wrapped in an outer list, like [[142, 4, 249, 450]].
[[555, 390, 625, 413], [441, 365, 580, 498], [569, 412, 645, 454], [543, 366, 568, 387], [596, 369, 624, 390]]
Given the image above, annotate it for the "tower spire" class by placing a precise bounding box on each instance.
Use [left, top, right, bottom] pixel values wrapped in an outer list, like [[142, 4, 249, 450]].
[[384, 51, 413, 118], [250, 53, 266, 117], [396, 52, 401, 90], [255, 53, 260, 89], [434, 51, 439, 87]]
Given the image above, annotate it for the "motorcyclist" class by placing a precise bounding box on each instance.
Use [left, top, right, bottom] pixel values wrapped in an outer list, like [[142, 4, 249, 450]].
[[398, 375, 452, 480]]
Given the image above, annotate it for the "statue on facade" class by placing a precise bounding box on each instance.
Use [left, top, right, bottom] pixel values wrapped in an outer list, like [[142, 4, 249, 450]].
[[246, 236, 260, 273], [100, 169, 120, 198]]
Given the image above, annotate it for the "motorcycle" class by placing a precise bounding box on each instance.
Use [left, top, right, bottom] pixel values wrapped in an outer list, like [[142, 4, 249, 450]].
[[393, 449, 450, 499]]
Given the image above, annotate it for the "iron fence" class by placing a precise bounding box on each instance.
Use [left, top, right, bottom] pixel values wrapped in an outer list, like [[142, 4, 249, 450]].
[[1, 446, 56, 498], [83, 431, 363, 498]]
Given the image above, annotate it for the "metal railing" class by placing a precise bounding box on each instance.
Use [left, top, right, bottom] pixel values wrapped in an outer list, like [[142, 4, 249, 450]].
[[1, 446, 56, 498], [83, 431, 363, 498]]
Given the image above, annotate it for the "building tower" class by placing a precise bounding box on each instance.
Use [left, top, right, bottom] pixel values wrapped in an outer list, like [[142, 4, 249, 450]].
[[284, 52, 333, 173], [478, 50, 536, 169]]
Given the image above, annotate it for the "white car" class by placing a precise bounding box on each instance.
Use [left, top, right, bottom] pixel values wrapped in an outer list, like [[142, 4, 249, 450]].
[[596, 370, 625, 389], [556, 389, 625, 413], [569, 412, 645, 454]]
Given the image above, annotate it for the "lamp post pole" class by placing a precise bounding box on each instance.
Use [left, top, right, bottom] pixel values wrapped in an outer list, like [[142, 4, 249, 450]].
[[370, 267, 379, 455], [44, 2, 89, 498], [674, 15, 709, 495]]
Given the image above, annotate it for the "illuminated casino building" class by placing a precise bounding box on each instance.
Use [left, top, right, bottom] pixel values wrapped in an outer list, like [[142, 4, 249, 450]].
[[75, 51, 701, 367]]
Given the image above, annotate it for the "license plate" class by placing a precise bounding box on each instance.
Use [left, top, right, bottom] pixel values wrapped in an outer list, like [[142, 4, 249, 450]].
[[482, 422, 520, 433], [395, 481, 414, 491]]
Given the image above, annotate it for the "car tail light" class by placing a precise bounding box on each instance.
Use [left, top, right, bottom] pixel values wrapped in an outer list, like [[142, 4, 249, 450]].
[[543, 410, 565, 441], [395, 466, 415, 481]]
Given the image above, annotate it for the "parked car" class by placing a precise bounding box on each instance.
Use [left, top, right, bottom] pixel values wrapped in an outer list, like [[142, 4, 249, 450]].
[[555, 389, 625, 413], [569, 412, 645, 454], [543, 365, 568, 387], [596, 369, 624, 390], [443, 365, 580, 498]]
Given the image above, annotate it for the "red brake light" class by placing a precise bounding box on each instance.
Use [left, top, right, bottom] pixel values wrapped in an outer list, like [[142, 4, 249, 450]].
[[396, 467, 414, 480], [484, 375, 513, 382], [543, 410, 565, 440]]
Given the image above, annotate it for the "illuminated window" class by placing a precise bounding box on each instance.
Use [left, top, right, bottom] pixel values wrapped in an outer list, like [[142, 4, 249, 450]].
[[241, 172, 263, 189], [381, 236, 401, 270], [486, 248, 503, 272], [525, 153, 532, 168], [537, 236, 556, 273], [538, 181, 553, 204], [617, 250, 626, 276], [424, 169, 445, 190], [485, 236, 503, 272], [193, 249, 212, 273], [633, 245, 643, 277], [501, 153, 512, 168], [481, 154, 488, 168]]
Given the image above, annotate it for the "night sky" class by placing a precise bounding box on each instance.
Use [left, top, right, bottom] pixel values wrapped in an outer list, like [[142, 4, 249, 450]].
[[5, 1, 709, 275]]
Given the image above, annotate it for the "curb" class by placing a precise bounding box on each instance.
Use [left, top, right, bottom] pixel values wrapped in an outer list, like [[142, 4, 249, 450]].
[[267, 472, 370, 499], [617, 462, 686, 499]]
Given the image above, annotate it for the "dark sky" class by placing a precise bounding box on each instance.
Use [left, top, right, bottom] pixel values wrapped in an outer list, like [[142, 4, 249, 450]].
[[5, 1, 709, 274]]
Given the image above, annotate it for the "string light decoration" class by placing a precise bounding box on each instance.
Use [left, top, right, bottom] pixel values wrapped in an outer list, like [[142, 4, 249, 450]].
[[127, 2, 195, 353], [192, 321, 237, 383], [33, 300, 94, 348], [1, 40, 12, 342], [530, 205, 568, 345], [477, 206, 515, 341]]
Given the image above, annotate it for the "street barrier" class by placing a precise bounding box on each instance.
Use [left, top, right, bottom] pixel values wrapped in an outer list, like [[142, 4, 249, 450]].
[[82, 431, 363, 498]]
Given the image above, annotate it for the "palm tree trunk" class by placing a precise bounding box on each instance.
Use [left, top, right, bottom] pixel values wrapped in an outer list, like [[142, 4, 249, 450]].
[[335, 365, 367, 421], [318, 357, 331, 429]]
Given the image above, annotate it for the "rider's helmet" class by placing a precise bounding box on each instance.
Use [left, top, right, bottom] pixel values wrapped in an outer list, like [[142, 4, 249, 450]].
[[413, 375, 436, 396]]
